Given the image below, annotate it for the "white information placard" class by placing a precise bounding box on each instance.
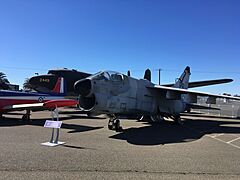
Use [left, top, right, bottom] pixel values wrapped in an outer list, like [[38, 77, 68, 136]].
[[44, 120, 62, 129]]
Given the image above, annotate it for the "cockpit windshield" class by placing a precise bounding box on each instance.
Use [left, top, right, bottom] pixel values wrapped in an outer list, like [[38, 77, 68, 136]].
[[89, 71, 124, 81], [87, 71, 109, 81]]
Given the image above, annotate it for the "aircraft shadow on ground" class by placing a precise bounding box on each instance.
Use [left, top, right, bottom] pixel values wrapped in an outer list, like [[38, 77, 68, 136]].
[[109, 118, 240, 146], [0, 116, 103, 134]]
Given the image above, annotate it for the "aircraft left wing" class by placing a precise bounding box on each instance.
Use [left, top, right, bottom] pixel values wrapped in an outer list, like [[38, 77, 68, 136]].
[[147, 85, 240, 103], [163, 79, 233, 88], [186, 103, 220, 110], [3, 99, 78, 111]]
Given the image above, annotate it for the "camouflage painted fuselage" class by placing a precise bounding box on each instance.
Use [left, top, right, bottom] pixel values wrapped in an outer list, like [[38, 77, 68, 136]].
[[75, 71, 186, 116]]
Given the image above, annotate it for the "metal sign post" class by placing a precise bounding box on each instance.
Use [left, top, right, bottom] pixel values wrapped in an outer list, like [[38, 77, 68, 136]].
[[41, 107, 65, 147]]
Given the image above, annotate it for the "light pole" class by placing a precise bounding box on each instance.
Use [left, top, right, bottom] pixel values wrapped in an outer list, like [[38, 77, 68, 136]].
[[158, 69, 161, 85]]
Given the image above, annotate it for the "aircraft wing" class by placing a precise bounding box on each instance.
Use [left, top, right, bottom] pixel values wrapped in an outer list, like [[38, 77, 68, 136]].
[[163, 79, 233, 88], [186, 103, 220, 110], [3, 99, 78, 112], [147, 85, 240, 102], [3, 103, 45, 111]]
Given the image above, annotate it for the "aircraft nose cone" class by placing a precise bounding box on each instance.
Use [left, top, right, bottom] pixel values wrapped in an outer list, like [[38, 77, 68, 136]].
[[74, 79, 92, 97]]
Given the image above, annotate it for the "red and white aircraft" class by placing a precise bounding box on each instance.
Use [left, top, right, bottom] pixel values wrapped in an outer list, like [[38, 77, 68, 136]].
[[0, 77, 77, 120]]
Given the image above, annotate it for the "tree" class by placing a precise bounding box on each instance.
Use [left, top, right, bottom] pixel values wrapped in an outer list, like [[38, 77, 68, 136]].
[[0, 72, 9, 90], [23, 78, 34, 91]]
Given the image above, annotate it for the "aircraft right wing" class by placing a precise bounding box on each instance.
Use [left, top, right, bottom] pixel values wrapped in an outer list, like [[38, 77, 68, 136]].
[[186, 103, 220, 110], [163, 79, 233, 88], [3, 99, 78, 112]]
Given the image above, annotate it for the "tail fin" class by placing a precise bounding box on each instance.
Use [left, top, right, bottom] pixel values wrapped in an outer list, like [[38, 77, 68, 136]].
[[51, 77, 66, 95], [173, 66, 191, 89], [144, 69, 151, 81]]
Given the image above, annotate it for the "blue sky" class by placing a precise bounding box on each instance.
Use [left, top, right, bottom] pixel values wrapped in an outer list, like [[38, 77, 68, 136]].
[[0, 0, 239, 94]]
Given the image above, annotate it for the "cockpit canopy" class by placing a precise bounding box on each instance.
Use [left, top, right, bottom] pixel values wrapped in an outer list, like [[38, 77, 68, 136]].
[[89, 71, 125, 82]]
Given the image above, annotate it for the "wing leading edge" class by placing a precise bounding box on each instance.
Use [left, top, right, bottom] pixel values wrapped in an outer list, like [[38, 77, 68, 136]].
[[163, 79, 233, 88]]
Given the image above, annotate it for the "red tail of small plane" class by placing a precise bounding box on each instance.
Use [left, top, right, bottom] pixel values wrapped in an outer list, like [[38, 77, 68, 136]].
[[51, 77, 66, 95]]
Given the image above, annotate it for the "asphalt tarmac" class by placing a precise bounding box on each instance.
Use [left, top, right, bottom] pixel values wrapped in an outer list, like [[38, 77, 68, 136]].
[[0, 110, 239, 179]]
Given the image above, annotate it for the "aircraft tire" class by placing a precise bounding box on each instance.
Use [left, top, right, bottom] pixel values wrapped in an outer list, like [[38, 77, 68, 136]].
[[173, 116, 183, 125], [108, 119, 114, 130], [108, 124, 113, 130], [150, 115, 164, 124], [22, 114, 30, 121], [114, 119, 123, 132]]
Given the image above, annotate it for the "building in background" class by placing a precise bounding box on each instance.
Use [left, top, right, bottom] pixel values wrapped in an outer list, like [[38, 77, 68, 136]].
[[7, 83, 19, 91], [193, 97, 240, 118]]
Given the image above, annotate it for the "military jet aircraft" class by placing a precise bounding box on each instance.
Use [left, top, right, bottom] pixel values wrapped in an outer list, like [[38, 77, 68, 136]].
[[74, 66, 240, 131]]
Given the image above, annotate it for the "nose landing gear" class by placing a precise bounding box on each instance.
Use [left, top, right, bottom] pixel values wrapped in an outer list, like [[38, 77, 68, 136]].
[[108, 116, 122, 132]]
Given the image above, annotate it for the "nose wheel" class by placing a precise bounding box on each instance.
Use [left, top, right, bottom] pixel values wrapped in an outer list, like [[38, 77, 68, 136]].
[[108, 117, 122, 131]]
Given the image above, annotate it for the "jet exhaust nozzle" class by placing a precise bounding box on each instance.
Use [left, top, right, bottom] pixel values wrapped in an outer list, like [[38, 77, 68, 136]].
[[74, 79, 92, 97]]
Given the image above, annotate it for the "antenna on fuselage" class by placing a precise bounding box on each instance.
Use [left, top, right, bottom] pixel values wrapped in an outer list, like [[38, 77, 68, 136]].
[[144, 69, 151, 82], [127, 70, 131, 76]]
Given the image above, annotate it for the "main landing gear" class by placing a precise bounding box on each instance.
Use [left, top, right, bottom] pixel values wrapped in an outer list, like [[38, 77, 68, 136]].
[[173, 115, 183, 125], [149, 114, 183, 125], [137, 115, 165, 123], [22, 110, 31, 122], [150, 115, 165, 123], [108, 116, 122, 132]]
